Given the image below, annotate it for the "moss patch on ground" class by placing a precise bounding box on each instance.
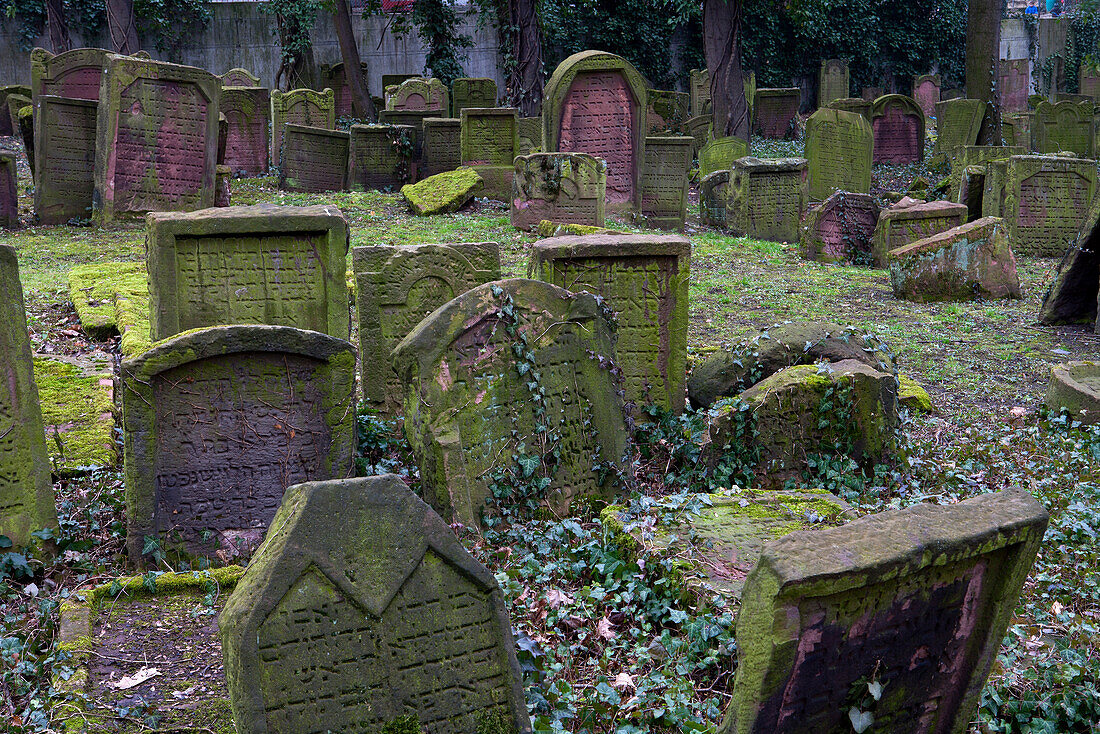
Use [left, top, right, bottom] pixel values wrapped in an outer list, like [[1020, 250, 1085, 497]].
[[33, 357, 116, 472]]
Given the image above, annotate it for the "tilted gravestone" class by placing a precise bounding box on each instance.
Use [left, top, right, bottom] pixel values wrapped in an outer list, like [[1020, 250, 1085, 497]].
[[33, 96, 97, 224], [0, 153, 17, 229], [1038, 188, 1100, 331], [800, 190, 879, 264], [826, 97, 871, 121], [30, 47, 109, 104], [948, 145, 1026, 205], [690, 68, 711, 116], [0, 244, 56, 547], [912, 73, 940, 119], [719, 490, 1047, 734], [529, 234, 690, 413], [451, 77, 498, 117], [353, 242, 501, 414], [640, 136, 693, 230], [753, 88, 800, 139], [279, 124, 349, 193], [221, 86, 270, 175], [392, 279, 630, 525], [219, 67, 260, 87], [120, 325, 356, 565], [818, 59, 849, 107], [11, 98, 33, 182], [349, 123, 414, 191], [0, 85, 30, 136], [871, 199, 968, 267], [999, 59, 1030, 114], [871, 94, 925, 164], [1033, 100, 1094, 157], [728, 157, 808, 243], [518, 116, 542, 155], [219, 474, 531, 734], [930, 99, 985, 167], [647, 89, 690, 134], [543, 51, 648, 211], [421, 117, 461, 177], [511, 152, 607, 231], [146, 204, 350, 341], [460, 107, 519, 200], [1001, 154, 1098, 257], [317, 61, 368, 117], [699, 135, 748, 178], [387, 77, 448, 113], [682, 114, 713, 154], [270, 88, 335, 170], [700, 170, 730, 229], [93, 55, 221, 222], [805, 108, 872, 201], [377, 109, 433, 171]]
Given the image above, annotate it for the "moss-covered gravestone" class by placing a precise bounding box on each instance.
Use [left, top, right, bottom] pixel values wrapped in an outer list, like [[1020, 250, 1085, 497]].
[[639, 136, 693, 230], [279, 124, 349, 193], [0, 245, 55, 547], [120, 325, 356, 565], [219, 67, 259, 87], [700, 170, 730, 229], [93, 55, 221, 222], [269, 87, 335, 170], [870, 94, 925, 164], [0, 152, 17, 229], [1033, 100, 1094, 157], [452, 77, 498, 116], [826, 97, 871, 121], [30, 47, 109, 103], [805, 108, 872, 201], [818, 59, 849, 107], [646, 89, 690, 134], [221, 86, 270, 175], [393, 279, 630, 524], [1002, 155, 1097, 257], [682, 114, 713, 154], [33, 95, 97, 224], [719, 490, 1048, 734], [353, 242, 500, 414], [871, 199, 968, 268], [422, 116, 462, 177], [752, 88, 800, 139], [348, 123, 414, 191], [690, 68, 711, 116], [388, 76, 449, 113], [0, 84, 29, 135], [461, 107, 520, 200], [1038, 192, 1100, 330], [930, 98, 985, 167], [518, 115, 542, 155], [146, 204, 350, 341], [948, 145, 1026, 204], [530, 235, 690, 413], [727, 156, 807, 243], [800, 191, 880, 264], [401, 167, 483, 216], [220, 475, 531, 734], [543, 51, 648, 212], [699, 135, 748, 178], [511, 152, 607, 231], [912, 73, 940, 119], [317, 61, 367, 117]]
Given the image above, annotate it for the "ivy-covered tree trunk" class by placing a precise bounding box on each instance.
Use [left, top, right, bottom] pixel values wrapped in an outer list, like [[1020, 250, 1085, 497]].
[[703, 0, 749, 140], [45, 0, 71, 53], [412, 0, 471, 86], [333, 0, 376, 120], [966, 0, 1002, 144], [274, 13, 317, 90], [509, 0, 543, 116], [106, 0, 140, 54]]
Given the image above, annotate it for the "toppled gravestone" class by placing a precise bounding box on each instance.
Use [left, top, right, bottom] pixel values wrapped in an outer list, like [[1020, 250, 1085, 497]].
[[719, 490, 1047, 734], [1046, 361, 1100, 424], [871, 198, 968, 268], [888, 217, 1022, 302], [800, 191, 880, 264], [511, 152, 607, 231], [401, 166, 483, 215], [1038, 192, 1100, 329], [219, 475, 531, 734]]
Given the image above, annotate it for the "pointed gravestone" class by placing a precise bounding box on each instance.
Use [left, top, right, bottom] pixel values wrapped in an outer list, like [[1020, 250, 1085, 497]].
[[511, 152, 606, 231], [805, 108, 872, 201], [219, 474, 531, 734]]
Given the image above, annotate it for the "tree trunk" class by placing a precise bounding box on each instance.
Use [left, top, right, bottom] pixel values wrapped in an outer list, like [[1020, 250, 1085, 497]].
[[333, 0, 376, 120], [509, 0, 543, 116], [106, 0, 141, 54], [45, 0, 71, 53], [274, 14, 317, 91], [703, 0, 748, 141], [966, 0, 1002, 144]]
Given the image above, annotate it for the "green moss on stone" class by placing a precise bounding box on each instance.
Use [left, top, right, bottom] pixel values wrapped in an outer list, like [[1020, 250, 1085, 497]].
[[899, 375, 933, 412], [87, 566, 245, 606], [67, 261, 146, 338], [534, 220, 622, 237], [401, 167, 483, 216], [33, 357, 116, 471]]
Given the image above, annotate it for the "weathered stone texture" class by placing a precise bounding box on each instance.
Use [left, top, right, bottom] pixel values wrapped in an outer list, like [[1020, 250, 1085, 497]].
[[912, 73, 940, 119], [30, 47, 108, 103], [1046, 361, 1100, 423], [931, 98, 985, 167], [460, 107, 519, 200], [698, 135, 748, 178], [0, 153, 17, 228], [800, 191, 880, 264], [317, 61, 368, 117], [752, 88, 800, 139], [218, 67, 259, 87], [517, 116, 543, 155], [280, 125, 349, 193], [728, 156, 807, 243], [871, 94, 925, 164], [647, 89, 690, 134], [220, 86, 270, 175], [421, 117, 461, 177], [1001, 155, 1097, 257], [690, 68, 711, 116], [1082, 66, 1100, 102], [872, 199, 968, 268], [348, 123, 414, 191], [387, 77, 449, 113], [825, 97, 871, 121], [999, 59, 1030, 113], [0, 84, 30, 135], [805, 108, 872, 201], [818, 59, 849, 107], [948, 145, 1026, 205], [700, 170, 730, 229], [639, 136, 693, 230], [1038, 192, 1100, 329], [402, 167, 483, 216], [451, 77, 498, 117], [511, 153, 606, 231], [1033, 100, 1095, 157], [270, 87, 335, 169]]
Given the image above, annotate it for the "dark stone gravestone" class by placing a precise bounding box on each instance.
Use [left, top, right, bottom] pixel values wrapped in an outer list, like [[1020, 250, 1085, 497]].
[[530, 234, 690, 413], [930, 99, 986, 167], [0, 153, 18, 228], [912, 73, 940, 120], [1002, 154, 1098, 257], [647, 89, 690, 134], [728, 157, 808, 243], [518, 116, 543, 155], [800, 191, 880, 264], [699, 135, 748, 177], [460, 107, 519, 201], [511, 152, 606, 231], [317, 61, 369, 118], [805, 108, 872, 201], [221, 86, 270, 175], [682, 114, 713, 154], [353, 242, 500, 414], [1082, 65, 1100, 103], [270, 88, 335, 171], [871, 199, 968, 267], [719, 490, 1047, 734], [219, 67, 260, 87], [753, 88, 800, 139], [871, 94, 925, 164], [93, 55, 220, 222], [219, 474, 532, 734], [0, 84, 30, 135], [690, 68, 711, 116], [1038, 191, 1100, 329], [826, 97, 872, 122], [999, 59, 1031, 114], [639, 136, 693, 230], [30, 47, 108, 103], [1033, 100, 1094, 157], [0, 244, 55, 547], [348, 123, 414, 191], [279, 124, 349, 193], [818, 59, 849, 107], [544, 51, 648, 212], [387, 77, 448, 113], [700, 170, 730, 229], [421, 117, 461, 177], [120, 325, 356, 565], [146, 204, 350, 341], [451, 77, 498, 117], [33, 95, 95, 225], [392, 279, 630, 525]]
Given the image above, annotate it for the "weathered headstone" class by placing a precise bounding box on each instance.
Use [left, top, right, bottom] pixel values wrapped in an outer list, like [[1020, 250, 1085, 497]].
[[719, 490, 1047, 734], [12, 100, 33, 183], [699, 135, 748, 177], [690, 68, 711, 116], [451, 77, 498, 117], [930, 98, 985, 167], [1002, 154, 1098, 257], [647, 89, 690, 134], [804, 108, 872, 201], [543, 51, 648, 211], [421, 117, 461, 177], [460, 107, 519, 200], [220, 86, 270, 175], [93, 56, 220, 222], [518, 115, 542, 155], [387, 76, 448, 112], [0, 84, 30, 135], [317, 61, 368, 118], [1001, 111, 1033, 149], [270, 87, 335, 170], [348, 123, 414, 191], [872, 198, 968, 267], [640, 136, 693, 230], [1038, 185, 1100, 329], [219, 67, 260, 87], [392, 279, 630, 524], [530, 234, 690, 413], [999, 59, 1031, 114], [280, 125, 349, 192], [30, 47, 108, 103], [215, 164, 231, 206], [121, 325, 356, 564], [948, 145, 1026, 204], [511, 152, 606, 231], [912, 73, 940, 119], [0, 153, 18, 229], [1046, 361, 1100, 422], [727, 157, 807, 243], [1033, 100, 1094, 157], [6, 93, 30, 145], [826, 97, 872, 121], [861, 86, 884, 102], [146, 204, 350, 341], [378, 109, 434, 168], [353, 242, 500, 413], [1082, 65, 1100, 103], [800, 191, 880, 264], [818, 59, 849, 107], [219, 474, 531, 734], [682, 113, 713, 153], [753, 88, 800, 139], [871, 94, 925, 164], [700, 170, 730, 228], [0, 244, 55, 547]]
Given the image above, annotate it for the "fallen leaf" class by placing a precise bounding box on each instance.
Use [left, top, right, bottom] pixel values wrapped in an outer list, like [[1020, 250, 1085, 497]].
[[546, 589, 573, 609], [612, 671, 635, 690], [114, 667, 161, 690], [597, 616, 617, 640]]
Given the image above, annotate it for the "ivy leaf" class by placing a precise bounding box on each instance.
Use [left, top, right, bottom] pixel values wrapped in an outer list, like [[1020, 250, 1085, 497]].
[[849, 707, 874, 733]]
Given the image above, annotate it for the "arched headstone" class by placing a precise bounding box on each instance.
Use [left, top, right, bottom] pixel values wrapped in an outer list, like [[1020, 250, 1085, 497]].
[[871, 94, 925, 164]]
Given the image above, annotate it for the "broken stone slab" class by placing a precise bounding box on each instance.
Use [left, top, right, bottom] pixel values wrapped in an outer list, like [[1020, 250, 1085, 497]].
[[871, 198, 968, 268], [400, 166, 483, 215], [1038, 189, 1100, 328], [700, 170, 729, 229], [510, 152, 607, 231], [1046, 361, 1100, 424]]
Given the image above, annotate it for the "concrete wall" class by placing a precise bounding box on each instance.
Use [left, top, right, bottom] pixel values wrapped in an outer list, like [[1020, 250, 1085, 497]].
[[0, 2, 503, 95], [1000, 16, 1072, 98]]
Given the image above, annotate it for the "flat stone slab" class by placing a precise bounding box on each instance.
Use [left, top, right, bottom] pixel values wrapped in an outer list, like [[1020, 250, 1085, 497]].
[[34, 356, 116, 472], [401, 166, 483, 215], [1046, 361, 1100, 423], [67, 261, 146, 339]]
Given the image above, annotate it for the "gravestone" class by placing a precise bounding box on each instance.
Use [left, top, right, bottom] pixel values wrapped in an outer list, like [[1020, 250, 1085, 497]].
[[6, 93, 30, 145], [518, 116, 542, 155], [1001, 112, 1033, 149], [0, 152, 18, 228], [392, 279, 630, 524], [220, 86, 270, 175], [871, 94, 925, 164], [912, 73, 940, 119], [219, 67, 259, 87], [682, 114, 713, 153], [387, 77, 448, 113], [279, 125, 349, 193], [999, 59, 1031, 114], [121, 325, 356, 565], [219, 474, 531, 734], [460, 107, 519, 200], [700, 170, 730, 228], [719, 490, 1047, 734], [146, 204, 350, 341], [800, 191, 880, 264], [1002, 154, 1098, 257], [421, 117, 461, 177], [529, 234, 690, 413], [639, 136, 693, 230], [215, 165, 231, 206], [804, 108, 872, 201], [378, 109, 434, 167], [948, 145, 1026, 204], [930, 99, 985, 167], [871, 199, 968, 267], [753, 88, 800, 139], [690, 68, 711, 116], [1082, 65, 1100, 103], [728, 157, 808, 243], [818, 59, 849, 107], [699, 135, 748, 177], [318, 61, 369, 117], [30, 47, 108, 104], [1037, 192, 1100, 329], [0, 244, 55, 547], [270, 88, 335, 169], [0, 84, 30, 135], [349, 123, 414, 191], [543, 51, 648, 211], [382, 73, 417, 90], [12, 99, 33, 183], [353, 243, 500, 413], [1033, 100, 1094, 157], [511, 152, 607, 231], [861, 87, 884, 102], [827, 97, 872, 121], [451, 77, 498, 117], [647, 89, 690, 134]]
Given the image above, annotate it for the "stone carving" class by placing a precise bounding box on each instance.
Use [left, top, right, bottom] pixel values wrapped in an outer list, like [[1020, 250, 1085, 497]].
[[1001, 154, 1098, 257], [690, 68, 711, 116], [700, 170, 730, 229], [0, 153, 17, 229], [871, 94, 925, 164], [270, 88, 335, 168], [647, 90, 690, 134], [518, 116, 543, 155], [699, 135, 748, 178], [349, 123, 414, 191], [460, 108, 519, 201], [818, 59, 849, 107], [753, 88, 800, 139], [219, 67, 260, 87], [511, 153, 607, 231], [220, 86, 270, 175], [805, 108, 872, 201], [930, 99, 985, 167], [999, 59, 1030, 114], [912, 73, 940, 119], [727, 157, 808, 243], [640, 136, 693, 230], [800, 191, 880, 264], [1033, 100, 1094, 157], [280, 125, 349, 193], [451, 77, 498, 117], [872, 199, 968, 268], [387, 77, 448, 113], [421, 117, 461, 177]]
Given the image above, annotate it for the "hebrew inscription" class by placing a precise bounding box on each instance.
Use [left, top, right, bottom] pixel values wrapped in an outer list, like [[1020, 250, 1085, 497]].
[[558, 71, 637, 205]]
